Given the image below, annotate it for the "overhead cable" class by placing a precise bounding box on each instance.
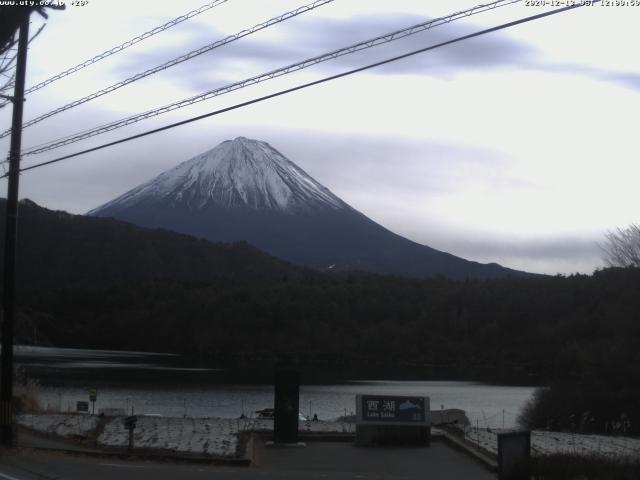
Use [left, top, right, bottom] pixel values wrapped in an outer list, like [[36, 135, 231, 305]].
[[0, 0, 230, 110], [20, 0, 522, 155], [8, 2, 591, 178], [0, 0, 336, 139], [27, 0, 229, 96]]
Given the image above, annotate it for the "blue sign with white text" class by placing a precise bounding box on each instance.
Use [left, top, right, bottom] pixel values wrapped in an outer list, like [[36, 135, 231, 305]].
[[361, 395, 426, 423]]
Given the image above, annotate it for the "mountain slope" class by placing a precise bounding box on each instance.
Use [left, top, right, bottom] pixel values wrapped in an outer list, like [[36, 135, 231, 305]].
[[94, 137, 346, 213], [0, 199, 306, 290], [90, 137, 530, 279]]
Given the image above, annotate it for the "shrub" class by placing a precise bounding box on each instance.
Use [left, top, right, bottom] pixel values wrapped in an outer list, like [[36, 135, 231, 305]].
[[519, 383, 637, 435], [12, 377, 41, 414]]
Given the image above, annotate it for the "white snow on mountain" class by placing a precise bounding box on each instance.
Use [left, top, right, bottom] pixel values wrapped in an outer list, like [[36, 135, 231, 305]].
[[90, 137, 347, 213]]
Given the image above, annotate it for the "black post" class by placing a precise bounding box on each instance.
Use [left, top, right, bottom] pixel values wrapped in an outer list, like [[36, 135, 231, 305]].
[[0, 14, 30, 446], [274, 370, 299, 444], [498, 431, 531, 480]]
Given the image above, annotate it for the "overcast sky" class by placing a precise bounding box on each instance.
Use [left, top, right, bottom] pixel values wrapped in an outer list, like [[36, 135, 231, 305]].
[[1, 0, 639, 275]]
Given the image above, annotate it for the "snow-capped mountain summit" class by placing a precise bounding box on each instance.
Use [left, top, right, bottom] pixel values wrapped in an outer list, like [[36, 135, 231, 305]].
[[90, 137, 529, 279], [90, 137, 346, 214]]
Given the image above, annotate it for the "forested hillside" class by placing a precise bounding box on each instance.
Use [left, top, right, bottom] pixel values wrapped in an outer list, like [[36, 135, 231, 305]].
[[3, 199, 640, 434]]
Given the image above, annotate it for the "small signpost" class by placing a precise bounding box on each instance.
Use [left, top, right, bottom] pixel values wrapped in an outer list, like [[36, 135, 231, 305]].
[[76, 401, 89, 413], [88, 388, 97, 415], [355, 394, 431, 446], [123, 415, 137, 451]]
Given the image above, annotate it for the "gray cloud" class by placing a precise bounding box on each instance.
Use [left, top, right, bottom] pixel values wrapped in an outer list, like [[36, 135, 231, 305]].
[[538, 62, 640, 91], [444, 235, 600, 262], [393, 222, 605, 275], [275, 130, 538, 197], [111, 12, 640, 96], [109, 13, 539, 93], [439, 235, 605, 275], [290, 131, 604, 275], [605, 72, 640, 91]]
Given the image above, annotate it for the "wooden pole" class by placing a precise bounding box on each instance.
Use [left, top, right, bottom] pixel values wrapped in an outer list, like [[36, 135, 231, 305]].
[[1, 13, 30, 446]]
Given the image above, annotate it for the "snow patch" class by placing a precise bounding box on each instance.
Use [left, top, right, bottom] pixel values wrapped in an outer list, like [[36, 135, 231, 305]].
[[464, 427, 640, 461], [18, 413, 99, 438], [98, 416, 240, 457], [90, 137, 346, 214], [18, 413, 354, 458]]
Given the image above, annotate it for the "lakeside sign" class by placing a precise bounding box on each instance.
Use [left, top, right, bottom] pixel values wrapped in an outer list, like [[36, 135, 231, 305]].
[[355, 394, 431, 446], [356, 395, 430, 426]]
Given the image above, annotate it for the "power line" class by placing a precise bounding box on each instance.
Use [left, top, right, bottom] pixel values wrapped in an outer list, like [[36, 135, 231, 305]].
[[7, 2, 590, 179], [20, 0, 522, 156], [6, 0, 230, 103], [0, 0, 335, 139]]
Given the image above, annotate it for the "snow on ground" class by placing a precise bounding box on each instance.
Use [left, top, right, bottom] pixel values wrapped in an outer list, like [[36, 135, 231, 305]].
[[17, 413, 99, 438], [20, 413, 640, 461], [98, 416, 241, 457], [463, 427, 640, 461], [244, 418, 354, 434], [18, 414, 353, 458]]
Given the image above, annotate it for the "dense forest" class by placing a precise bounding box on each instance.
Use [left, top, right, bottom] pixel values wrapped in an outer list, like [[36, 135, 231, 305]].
[[2, 200, 640, 434], [16, 268, 640, 434], [15, 268, 639, 377]]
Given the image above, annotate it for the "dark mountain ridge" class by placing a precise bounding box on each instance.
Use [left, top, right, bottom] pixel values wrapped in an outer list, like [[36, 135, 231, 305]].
[[0, 199, 307, 290]]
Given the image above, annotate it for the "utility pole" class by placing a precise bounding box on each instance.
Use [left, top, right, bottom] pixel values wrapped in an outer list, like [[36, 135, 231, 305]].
[[0, 13, 30, 446]]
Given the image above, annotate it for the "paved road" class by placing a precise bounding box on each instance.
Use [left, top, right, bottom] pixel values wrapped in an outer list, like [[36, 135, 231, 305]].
[[17, 429, 103, 453], [0, 441, 496, 479], [256, 441, 497, 479], [0, 451, 241, 480]]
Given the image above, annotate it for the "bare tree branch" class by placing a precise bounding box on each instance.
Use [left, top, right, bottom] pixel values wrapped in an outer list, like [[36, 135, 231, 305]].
[[0, 13, 48, 105], [28, 23, 46, 46], [601, 224, 640, 268], [0, 4, 64, 110], [0, 51, 18, 71]]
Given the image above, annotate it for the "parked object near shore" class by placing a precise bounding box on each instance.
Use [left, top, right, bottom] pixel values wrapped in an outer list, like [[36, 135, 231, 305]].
[[255, 408, 274, 419], [431, 409, 470, 428]]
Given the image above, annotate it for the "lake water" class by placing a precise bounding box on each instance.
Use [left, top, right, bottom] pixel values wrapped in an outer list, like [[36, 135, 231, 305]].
[[15, 346, 535, 428]]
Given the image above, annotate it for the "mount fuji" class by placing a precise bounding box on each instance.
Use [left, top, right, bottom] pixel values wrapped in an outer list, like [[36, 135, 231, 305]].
[[89, 137, 527, 279]]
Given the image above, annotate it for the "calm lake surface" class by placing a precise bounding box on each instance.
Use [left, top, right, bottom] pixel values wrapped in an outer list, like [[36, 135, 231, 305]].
[[15, 346, 535, 428]]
